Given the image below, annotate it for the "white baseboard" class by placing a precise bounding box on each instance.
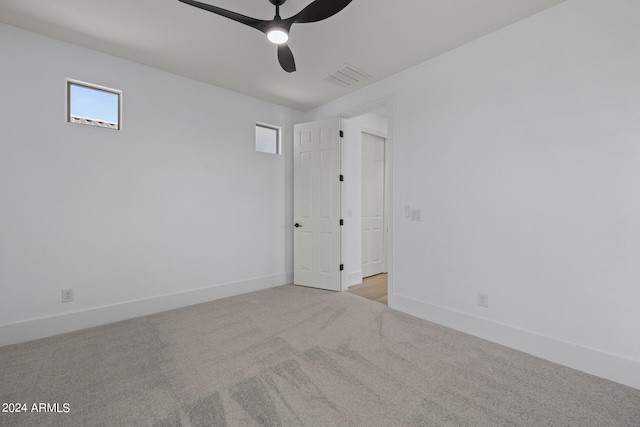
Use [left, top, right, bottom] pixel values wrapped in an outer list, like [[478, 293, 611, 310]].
[[0, 272, 293, 347], [347, 271, 363, 287], [391, 293, 640, 391]]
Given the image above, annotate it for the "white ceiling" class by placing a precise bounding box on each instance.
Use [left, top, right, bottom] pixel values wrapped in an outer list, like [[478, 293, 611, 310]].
[[0, 0, 565, 111]]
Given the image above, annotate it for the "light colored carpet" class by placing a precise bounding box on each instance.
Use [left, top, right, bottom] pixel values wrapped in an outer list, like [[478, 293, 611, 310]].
[[1, 285, 639, 426]]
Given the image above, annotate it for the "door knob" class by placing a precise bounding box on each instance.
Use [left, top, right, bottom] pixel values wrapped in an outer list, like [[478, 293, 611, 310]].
[[295, 223, 302, 228]]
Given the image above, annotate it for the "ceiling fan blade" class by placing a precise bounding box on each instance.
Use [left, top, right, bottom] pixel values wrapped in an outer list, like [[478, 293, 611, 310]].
[[277, 44, 296, 73], [292, 0, 353, 24], [178, 0, 267, 31]]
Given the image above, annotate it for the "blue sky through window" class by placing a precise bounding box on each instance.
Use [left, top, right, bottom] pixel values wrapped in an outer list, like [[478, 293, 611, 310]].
[[69, 84, 119, 124]]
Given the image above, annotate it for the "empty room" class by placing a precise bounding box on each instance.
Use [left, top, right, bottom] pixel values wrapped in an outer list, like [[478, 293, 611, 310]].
[[1, 0, 639, 425]]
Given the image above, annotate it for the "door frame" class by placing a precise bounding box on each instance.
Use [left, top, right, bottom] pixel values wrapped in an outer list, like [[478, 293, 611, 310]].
[[338, 96, 394, 304]]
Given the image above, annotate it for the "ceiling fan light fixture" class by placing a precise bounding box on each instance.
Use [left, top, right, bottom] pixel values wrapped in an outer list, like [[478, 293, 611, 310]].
[[266, 28, 289, 44]]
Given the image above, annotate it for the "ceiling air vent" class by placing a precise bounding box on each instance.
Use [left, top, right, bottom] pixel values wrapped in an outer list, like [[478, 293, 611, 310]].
[[323, 64, 371, 87]]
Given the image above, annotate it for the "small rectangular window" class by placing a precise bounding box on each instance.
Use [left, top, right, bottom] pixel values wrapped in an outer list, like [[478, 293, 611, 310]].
[[255, 123, 281, 155], [66, 79, 121, 130]]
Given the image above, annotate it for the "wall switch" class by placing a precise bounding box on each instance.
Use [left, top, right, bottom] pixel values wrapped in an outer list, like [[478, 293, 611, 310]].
[[405, 205, 410, 218], [62, 289, 74, 303], [478, 293, 489, 308], [410, 209, 421, 221]]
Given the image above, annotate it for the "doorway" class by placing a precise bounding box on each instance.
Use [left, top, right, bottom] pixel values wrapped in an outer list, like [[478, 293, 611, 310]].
[[340, 98, 392, 305], [292, 96, 394, 302]]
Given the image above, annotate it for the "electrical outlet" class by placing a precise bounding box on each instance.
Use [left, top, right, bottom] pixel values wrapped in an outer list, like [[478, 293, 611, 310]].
[[478, 293, 488, 308], [410, 209, 421, 221], [62, 289, 74, 303]]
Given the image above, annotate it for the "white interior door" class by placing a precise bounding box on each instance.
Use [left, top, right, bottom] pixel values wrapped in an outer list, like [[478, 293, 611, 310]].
[[361, 132, 385, 278], [293, 118, 342, 291]]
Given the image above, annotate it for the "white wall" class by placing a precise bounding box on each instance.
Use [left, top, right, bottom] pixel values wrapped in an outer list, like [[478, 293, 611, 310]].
[[0, 23, 303, 345], [306, 0, 640, 389], [343, 112, 388, 288]]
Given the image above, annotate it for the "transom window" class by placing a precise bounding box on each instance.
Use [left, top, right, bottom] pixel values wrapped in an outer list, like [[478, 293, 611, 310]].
[[255, 123, 281, 155], [66, 79, 121, 130]]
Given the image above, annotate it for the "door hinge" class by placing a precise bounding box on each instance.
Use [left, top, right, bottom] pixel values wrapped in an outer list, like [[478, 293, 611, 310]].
[[339, 130, 344, 138], [339, 174, 344, 182], [340, 219, 344, 226], [340, 264, 344, 271]]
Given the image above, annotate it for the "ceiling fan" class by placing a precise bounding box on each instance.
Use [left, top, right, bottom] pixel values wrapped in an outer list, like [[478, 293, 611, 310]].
[[178, 0, 353, 73]]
